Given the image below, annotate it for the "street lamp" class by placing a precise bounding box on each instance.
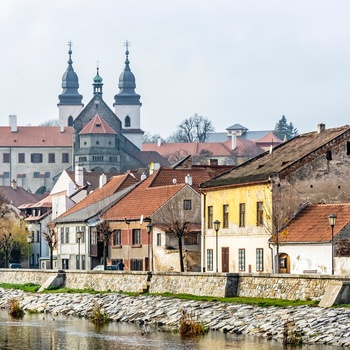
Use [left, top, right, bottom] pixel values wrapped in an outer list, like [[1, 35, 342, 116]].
[[214, 220, 221, 273], [26, 234, 33, 268], [76, 230, 82, 270], [146, 223, 152, 271], [328, 214, 337, 275]]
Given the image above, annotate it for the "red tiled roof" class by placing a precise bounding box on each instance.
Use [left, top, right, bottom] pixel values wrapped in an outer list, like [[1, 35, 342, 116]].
[[142, 138, 263, 158], [280, 203, 350, 243], [58, 173, 139, 219], [256, 131, 282, 144], [102, 172, 186, 221], [0, 186, 45, 208], [79, 114, 116, 135], [0, 126, 73, 147]]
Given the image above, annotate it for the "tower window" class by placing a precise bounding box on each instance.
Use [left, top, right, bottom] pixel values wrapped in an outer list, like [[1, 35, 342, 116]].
[[326, 151, 332, 160], [125, 116, 131, 127], [68, 116, 73, 127]]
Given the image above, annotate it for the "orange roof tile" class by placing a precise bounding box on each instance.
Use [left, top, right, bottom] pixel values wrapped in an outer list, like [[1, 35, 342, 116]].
[[57, 173, 138, 219], [102, 172, 186, 221], [79, 114, 116, 135], [0, 126, 73, 147], [280, 203, 350, 243]]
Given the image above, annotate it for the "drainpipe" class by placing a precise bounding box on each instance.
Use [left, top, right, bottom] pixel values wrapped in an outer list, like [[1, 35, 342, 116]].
[[269, 242, 274, 273], [201, 191, 207, 272]]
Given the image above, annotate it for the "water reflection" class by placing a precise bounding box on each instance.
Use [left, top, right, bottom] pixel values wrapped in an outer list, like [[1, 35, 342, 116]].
[[0, 310, 340, 350]]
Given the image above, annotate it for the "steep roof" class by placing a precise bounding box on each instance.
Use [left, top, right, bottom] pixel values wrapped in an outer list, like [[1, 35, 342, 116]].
[[0, 186, 45, 208], [279, 203, 350, 243], [79, 114, 116, 135], [0, 126, 73, 147], [56, 173, 139, 221], [201, 125, 350, 188]]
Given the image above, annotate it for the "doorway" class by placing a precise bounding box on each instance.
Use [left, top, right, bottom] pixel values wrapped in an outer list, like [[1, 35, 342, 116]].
[[222, 247, 229, 272]]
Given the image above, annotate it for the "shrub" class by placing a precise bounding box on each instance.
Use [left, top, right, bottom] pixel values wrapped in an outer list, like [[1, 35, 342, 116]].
[[9, 299, 24, 318], [179, 309, 208, 336]]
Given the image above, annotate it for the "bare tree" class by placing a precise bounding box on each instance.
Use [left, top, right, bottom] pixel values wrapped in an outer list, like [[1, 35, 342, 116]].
[[39, 119, 59, 126], [152, 188, 201, 272], [43, 223, 57, 269], [142, 132, 163, 144], [167, 114, 214, 143], [96, 220, 113, 270]]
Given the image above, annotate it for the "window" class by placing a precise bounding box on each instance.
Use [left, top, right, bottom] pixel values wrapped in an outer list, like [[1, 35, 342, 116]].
[[239, 203, 245, 227], [109, 156, 117, 162], [62, 153, 69, 163], [3, 153, 10, 163], [48, 153, 55, 163], [3, 172, 10, 179], [65, 227, 69, 244], [223, 205, 229, 228], [75, 226, 85, 243], [132, 229, 141, 245], [326, 150, 332, 161], [207, 206, 213, 229], [79, 156, 87, 162], [185, 233, 198, 245], [113, 229, 122, 246], [92, 155, 103, 162], [18, 153, 25, 163], [130, 259, 143, 271], [183, 199, 192, 210], [81, 255, 86, 270], [256, 248, 264, 271], [125, 116, 131, 127], [347, 142, 350, 156], [34, 172, 40, 178], [156, 233, 161, 246], [207, 249, 213, 271], [45, 172, 50, 178], [60, 228, 64, 244], [257, 202, 263, 226], [31, 153, 43, 163], [238, 249, 245, 271], [76, 255, 80, 269]]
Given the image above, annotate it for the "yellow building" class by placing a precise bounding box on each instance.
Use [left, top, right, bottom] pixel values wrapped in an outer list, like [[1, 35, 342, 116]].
[[201, 183, 272, 273]]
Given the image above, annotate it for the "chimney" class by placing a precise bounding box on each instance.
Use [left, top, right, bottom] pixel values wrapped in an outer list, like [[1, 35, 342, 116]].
[[141, 172, 147, 181], [157, 137, 162, 147], [317, 123, 326, 134], [75, 165, 84, 187], [9, 115, 17, 133], [231, 132, 237, 150], [185, 174, 192, 186], [60, 123, 65, 133], [67, 181, 74, 197], [99, 173, 107, 188], [11, 179, 17, 190]]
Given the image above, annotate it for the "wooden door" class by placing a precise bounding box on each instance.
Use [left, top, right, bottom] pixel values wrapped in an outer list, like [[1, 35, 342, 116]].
[[222, 247, 229, 272]]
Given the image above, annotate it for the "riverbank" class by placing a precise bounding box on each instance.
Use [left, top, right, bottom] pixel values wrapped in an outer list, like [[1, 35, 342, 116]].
[[1, 288, 350, 347]]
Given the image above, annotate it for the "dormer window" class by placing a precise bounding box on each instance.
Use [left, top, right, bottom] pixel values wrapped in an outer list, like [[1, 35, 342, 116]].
[[125, 116, 131, 127], [96, 123, 101, 127]]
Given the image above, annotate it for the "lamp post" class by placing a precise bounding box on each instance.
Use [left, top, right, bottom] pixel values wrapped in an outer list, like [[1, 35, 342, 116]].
[[146, 223, 152, 271], [76, 231, 82, 270], [214, 220, 221, 273], [26, 234, 33, 268], [328, 214, 337, 275]]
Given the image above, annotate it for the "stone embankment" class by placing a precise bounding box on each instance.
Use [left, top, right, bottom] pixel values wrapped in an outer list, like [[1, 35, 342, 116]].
[[1, 288, 350, 347]]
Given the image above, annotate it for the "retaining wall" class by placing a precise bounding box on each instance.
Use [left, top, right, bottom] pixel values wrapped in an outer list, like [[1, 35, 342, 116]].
[[1, 269, 349, 300]]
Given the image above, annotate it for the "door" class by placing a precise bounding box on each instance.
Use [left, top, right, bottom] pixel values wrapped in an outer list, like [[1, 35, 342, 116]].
[[222, 247, 229, 272]]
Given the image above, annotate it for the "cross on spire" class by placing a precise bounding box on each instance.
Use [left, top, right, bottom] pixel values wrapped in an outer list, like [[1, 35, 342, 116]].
[[68, 40, 73, 52], [124, 40, 130, 52]]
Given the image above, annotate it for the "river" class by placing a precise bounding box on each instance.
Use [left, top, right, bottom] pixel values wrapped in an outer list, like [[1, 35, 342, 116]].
[[0, 310, 341, 350]]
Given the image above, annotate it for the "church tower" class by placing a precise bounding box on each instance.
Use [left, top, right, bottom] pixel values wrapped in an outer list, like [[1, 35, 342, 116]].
[[114, 41, 143, 149], [58, 41, 84, 127]]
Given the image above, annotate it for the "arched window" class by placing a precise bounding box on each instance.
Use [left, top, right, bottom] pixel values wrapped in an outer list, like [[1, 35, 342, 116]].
[[125, 116, 131, 127], [68, 116, 74, 126]]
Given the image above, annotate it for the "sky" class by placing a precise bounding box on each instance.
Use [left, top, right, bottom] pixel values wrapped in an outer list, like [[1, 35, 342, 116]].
[[1, 0, 350, 139]]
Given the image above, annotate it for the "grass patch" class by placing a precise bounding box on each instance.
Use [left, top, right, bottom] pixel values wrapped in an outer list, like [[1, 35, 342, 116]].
[[0, 283, 40, 293], [43, 287, 100, 294], [27, 309, 41, 315], [9, 299, 24, 318], [145, 292, 319, 307]]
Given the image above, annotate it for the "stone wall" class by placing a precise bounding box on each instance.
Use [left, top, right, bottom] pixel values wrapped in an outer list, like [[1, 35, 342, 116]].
[[1, 269, 349, 301], [149, 272, 238, 297]]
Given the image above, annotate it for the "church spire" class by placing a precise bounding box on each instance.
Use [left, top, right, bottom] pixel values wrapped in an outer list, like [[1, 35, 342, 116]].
[[93, 63, 103, 96], [58, 41, 83, 105], [113, 40, 141, 106]]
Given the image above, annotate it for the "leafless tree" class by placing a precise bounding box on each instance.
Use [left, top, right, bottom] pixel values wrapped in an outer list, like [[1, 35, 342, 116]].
[[43, 222, 57, 269], [96, 220, 113, 270], [167, 114, 214, 143]]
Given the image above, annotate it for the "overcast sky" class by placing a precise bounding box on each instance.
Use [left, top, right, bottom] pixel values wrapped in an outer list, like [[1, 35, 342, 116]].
[[1, 1, 350, 138]]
